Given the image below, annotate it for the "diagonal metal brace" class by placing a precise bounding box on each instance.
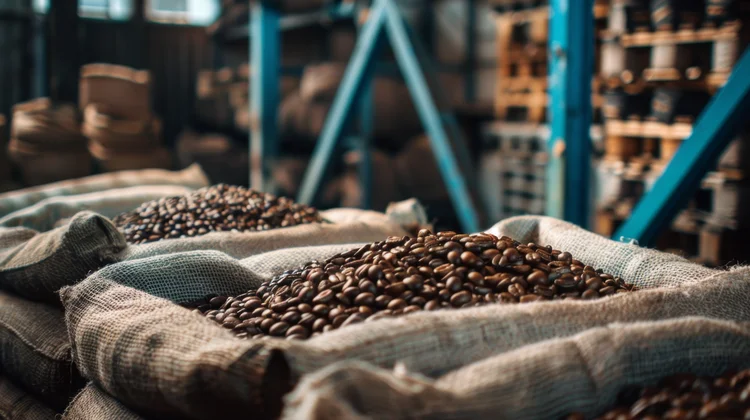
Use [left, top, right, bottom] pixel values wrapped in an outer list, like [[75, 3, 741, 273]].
[[615, 46, 750, 246], [296, 0, 481, 233]]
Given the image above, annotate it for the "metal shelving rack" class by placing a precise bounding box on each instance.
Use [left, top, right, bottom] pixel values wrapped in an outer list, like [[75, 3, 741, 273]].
[[547, 0, 750, 246], [245, 0, 484, 233]]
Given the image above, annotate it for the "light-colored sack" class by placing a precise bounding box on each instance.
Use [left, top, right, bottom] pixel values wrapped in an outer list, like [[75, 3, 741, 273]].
[[0, 185, 194, 232], [63, 384, 142, 420], [0, 164, 209, 218], [118, 206, 413, 261], [61, 216, 750, 419], [0, 212, 125, 302], [282, 317, 750, 420], [0, 291, 81, 410], [0, 376, 57, 420]]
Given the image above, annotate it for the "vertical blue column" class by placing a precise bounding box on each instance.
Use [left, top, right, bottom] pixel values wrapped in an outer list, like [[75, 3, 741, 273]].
[[547, 0, 594, 227], [250, 3, 280, 192]]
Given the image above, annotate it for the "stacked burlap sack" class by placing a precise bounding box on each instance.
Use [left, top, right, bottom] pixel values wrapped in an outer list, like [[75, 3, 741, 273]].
[[0, 114, 15, 193], [8, 98, 91, 186], [0, 165, 212, 417], [176, 129, 249, 186], [0, 165, 424, 417], [80, 64, 171, 172], [280, 62, 422, 146], [52, 215, 750, 419]]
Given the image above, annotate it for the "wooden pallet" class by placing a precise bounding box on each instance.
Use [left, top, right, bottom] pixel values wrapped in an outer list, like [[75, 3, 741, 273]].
[[603, 118, 693, 162], [614, 21, 744, 88]]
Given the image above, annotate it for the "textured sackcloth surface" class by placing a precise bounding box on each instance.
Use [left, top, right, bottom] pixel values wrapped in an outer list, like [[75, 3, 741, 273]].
[[0, 290, 81, 410], [282, 318, 750, 420], [486, 215, 717, 289], [0, 212, 126, 302], [0, 376, 57, 420], [119, 207, 408, 262], [63, 384, 143, 420], [0, 164, 209, 218], [61, 215, 749, 420], [0, 185, 195, 232]]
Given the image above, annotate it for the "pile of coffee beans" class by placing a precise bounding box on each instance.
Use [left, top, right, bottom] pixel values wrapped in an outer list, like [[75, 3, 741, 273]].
[[567, 368, 750, 419], [113, 184, 324, 244], [189, 229, 636, 340]]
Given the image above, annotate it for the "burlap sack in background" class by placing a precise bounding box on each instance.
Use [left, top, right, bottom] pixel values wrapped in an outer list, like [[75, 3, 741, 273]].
[[0, 376, 57, 420], [63, 384, 143, 420], [118, 205, 416, 262], [282, 318, 750, 420], [0, 164, 209, 217], [0, 291, 81, 410], [0, 185, 195, 232], [0, 211, 126, 302], [62, 226, 750, 420]]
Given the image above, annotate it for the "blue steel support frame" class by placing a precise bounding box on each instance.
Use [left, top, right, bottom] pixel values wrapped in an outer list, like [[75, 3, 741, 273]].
[[297, 0, 481, 233], [615, 46, 750, 246], [547, 0, 594, 227], [250, 3, 280, 192]]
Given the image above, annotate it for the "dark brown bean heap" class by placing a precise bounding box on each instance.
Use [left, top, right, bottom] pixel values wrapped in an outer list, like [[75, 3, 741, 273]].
[[190, 230, 637, 340], [566, 369, 750, 420], [112, 184, 324, 244]]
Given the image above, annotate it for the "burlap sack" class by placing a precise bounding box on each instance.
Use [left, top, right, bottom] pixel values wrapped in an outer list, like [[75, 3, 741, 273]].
[[61, 215, 750, 419], [282, 317, 750, 420], [10, 98, 84, 147], [118, 206, 415, 262], [0, 185, 194, 232], [79, 64, 151, 121], [63, 384, 142, 420], [0, 291, 81, 410], [0, 376, 57, 420], [0, 164, 209, 218], [0, 211, 126, 302]]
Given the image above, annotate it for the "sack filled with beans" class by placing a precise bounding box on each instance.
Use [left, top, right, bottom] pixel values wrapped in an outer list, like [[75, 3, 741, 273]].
[[188, 229, 637, 340], [61, 215, 748, 419]]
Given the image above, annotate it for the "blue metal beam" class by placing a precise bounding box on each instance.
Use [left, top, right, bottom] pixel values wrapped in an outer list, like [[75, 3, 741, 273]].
[[615, 46, 750, 246], [383, 0, 480, 233], [296, 3, 388, 205], [250, 4, 280, 191], [547, 0, 594, 227]]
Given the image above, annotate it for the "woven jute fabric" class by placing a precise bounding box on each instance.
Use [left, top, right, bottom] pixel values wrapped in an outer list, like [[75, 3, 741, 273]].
[[118, 206, 413, 262], [282, 318, 750, 420], [63, 384, 143, 420], [0, 164, 209, 218], [0, 291, 81, 410], [0, 185, 194, 232], [61, 215, 748, 419], [0, 211, 126, 302], [0, 376, 57, 420]]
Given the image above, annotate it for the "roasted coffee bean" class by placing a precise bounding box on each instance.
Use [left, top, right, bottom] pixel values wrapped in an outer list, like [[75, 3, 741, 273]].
[[113, 184, 324, 244], [577, 368, 750, 420], [193, 230, 635, 340]]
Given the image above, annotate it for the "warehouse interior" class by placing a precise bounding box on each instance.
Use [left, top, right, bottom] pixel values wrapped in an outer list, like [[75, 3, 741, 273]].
[[2, 0, 747, 266], [1, 1, 750, 418]]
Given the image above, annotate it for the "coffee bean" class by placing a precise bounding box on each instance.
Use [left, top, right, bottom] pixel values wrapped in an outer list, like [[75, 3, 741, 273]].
[[387, 298, 407, 310], [312, 290, 334, 304], [450, 291, 471, 307], [354, 292, 375, 306], [193, 230, 635, 340], [404, 276, 424, 291]]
